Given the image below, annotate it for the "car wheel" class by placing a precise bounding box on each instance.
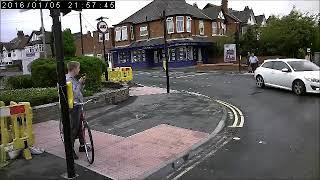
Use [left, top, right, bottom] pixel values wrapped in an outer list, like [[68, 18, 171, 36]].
[[256, 75, 265, 88], [292, 80, 306, 95]]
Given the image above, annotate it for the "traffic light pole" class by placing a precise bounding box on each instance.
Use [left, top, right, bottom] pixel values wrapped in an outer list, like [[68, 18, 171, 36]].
[[50, 9, 76, 179], [163, 10, 170, 93]]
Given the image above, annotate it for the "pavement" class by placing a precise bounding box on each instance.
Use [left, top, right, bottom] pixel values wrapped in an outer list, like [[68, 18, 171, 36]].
[[133, 69, 320, 180], [0, 85, 228, 180]]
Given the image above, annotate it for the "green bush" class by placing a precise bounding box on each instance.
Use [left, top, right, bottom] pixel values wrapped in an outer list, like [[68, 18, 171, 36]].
[[31, 56, 106, 92], [6, 75, 33, 89], [0, 88, 58, 106], [31, 58, 57, 88]]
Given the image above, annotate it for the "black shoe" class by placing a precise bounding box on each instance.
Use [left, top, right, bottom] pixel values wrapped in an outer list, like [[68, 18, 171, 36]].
[[73, 150, 79, 160], [79, 145, 91, 152]]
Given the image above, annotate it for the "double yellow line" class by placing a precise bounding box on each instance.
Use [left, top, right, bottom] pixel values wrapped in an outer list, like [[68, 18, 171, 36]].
[[215, 100, 245, 128]]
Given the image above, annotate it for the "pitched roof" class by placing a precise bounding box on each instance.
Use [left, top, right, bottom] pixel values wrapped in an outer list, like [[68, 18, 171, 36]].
[[202, 4, 222, 20], [117, 0, 211, 25], [255, 15, 265, 25], [26, 30, 52, 46], [230, 7, 255, 23], [202, 3, 241, 22], [9, 35, 29, 49]]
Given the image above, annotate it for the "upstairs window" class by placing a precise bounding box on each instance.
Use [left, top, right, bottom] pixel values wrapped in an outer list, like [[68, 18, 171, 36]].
[[212, 22, 218, 35], [99, 33, 104, 42], [166, 17, 174, 34], [199, 20, 204, 35], [121, 26, 128, 40], [130, 26, 134, 40], [186, 16, 192, 32], [105, 32, 109, 41], [220, 23, 226, 35], [140, 25, 148, 37], [115, 27, 121, 41], [176, 16, 184, 33]]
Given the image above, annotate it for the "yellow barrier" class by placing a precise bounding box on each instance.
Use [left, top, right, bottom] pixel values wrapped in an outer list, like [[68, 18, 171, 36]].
[[0, 101, 35, 163], [120, 67, 133, 82], [107, 67, 133, 83], [66, 81, 74, 109]]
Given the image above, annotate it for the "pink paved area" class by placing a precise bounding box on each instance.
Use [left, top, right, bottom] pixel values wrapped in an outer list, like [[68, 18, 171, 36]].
[[129, 86, 170, 96], [33, 120, 208, 180]]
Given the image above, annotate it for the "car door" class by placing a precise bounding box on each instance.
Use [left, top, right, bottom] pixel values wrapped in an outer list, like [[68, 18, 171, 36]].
[[271, 61, 293, 88], [260, 61, 275, 84]]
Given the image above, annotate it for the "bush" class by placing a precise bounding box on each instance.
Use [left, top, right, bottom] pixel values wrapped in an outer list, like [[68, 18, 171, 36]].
[[6, 75, 33, 89], [31, 58, 57, 88], [31, 56, 106, 91], [0, 88, 58, 106]]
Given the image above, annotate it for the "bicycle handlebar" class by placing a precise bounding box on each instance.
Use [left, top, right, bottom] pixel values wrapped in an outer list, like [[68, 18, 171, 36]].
[[74, 99, 93, 106]]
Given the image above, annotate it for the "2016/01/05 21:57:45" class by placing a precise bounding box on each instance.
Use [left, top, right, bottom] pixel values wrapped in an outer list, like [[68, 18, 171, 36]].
[[0, 1, 115, 9]]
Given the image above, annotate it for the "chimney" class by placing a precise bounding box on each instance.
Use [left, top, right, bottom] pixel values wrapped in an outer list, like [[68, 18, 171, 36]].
[[221, 0, 228, 13], [244, 6, 249, 11], [17, 31, 24, 38]]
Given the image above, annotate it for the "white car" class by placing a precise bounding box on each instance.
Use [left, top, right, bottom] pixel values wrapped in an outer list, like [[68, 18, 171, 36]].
[[254, 59, 320, 95]]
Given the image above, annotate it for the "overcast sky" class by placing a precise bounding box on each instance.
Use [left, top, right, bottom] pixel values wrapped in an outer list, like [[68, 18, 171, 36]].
[[1, 0, 319, 42]]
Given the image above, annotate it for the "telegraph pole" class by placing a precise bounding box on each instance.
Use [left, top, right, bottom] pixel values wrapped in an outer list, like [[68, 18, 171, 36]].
[[50, 9, 76, 179], [40, 9, 47, 58], [79, 11, 84, 55], [163, 10, 170, 93]]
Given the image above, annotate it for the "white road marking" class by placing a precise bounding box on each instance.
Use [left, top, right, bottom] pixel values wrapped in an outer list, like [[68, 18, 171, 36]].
[[220, 100, 245, 127]]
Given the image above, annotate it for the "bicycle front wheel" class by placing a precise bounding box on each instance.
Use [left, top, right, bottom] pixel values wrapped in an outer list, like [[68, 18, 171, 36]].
[[83, 121, 94, 164]]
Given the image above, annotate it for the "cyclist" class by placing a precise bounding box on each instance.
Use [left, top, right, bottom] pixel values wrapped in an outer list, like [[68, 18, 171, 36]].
[[66, 61, 88, 160]]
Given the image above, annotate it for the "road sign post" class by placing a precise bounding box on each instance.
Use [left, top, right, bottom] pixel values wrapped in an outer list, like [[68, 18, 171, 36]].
[[97, 18, 109, 81]]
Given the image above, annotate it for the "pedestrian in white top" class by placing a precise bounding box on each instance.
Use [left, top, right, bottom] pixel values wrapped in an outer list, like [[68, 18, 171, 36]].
[[249, 53, 259, 72]]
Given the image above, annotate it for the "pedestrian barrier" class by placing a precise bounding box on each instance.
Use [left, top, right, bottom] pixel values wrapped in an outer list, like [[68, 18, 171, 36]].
[[120, 67, 133, 82], [107, 67, 133, 83], [0, 101, 35, 166]]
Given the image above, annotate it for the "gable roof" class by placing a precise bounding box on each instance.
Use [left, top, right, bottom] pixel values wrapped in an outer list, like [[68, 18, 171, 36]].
[[10, 35, 29, 49], [117, 0, 211, 25], [202, 3, 241, 22], [26, 30, 52, 46], [255, 15, 265, 25], [230, 7, 255, 24]]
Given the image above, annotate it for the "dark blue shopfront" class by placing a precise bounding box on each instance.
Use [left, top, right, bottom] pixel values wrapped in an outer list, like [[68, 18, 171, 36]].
[[111, 38, 212, 69]]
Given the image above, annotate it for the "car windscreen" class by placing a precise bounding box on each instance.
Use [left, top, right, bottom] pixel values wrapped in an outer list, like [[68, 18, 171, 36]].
[[287, 61, 320, 71]]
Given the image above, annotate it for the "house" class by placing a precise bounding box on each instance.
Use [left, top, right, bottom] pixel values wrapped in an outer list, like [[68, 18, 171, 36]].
[[110, 0, 216, 68], [73, 29, 114, 64], [202, 0, 241, 36], [229, 6, 257, 35], [23, 28, 52, 74], [0, 31, 29, 69], [255, 15, 267, 27]]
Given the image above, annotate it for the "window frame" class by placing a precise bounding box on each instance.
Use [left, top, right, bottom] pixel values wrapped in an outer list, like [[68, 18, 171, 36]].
[[212, 22, 218, 35], [176, 16, 185, 33], [166, 17, 174, 34], [140, 25, 148, 37], [121, 26, 128, 41], [115, 27, 121, 42], [199, 20, 204, 35], [130, 26, 134, 40], [186, 16, 192, 33]]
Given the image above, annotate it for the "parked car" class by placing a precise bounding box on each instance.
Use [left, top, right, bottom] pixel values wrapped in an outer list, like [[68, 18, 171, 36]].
[[254, 59, 320, 95]]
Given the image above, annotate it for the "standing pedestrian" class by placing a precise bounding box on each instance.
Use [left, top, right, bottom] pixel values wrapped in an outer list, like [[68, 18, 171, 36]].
[[249, 53, 259, 72], [246, 52, 251, 73]]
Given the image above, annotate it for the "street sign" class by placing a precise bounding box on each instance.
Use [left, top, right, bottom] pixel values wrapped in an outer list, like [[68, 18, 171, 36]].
[[97, 21, 108, 34], [224, 44, 236, 62]]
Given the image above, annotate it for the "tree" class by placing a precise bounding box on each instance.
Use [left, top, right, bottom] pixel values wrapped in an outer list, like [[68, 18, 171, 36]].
[[239, 25, 259, 56], [259, 9, 318, 57], [63, 28, 76, 57]]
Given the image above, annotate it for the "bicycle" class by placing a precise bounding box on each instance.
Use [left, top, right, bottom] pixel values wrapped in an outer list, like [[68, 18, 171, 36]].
[[59, 99, 95, 164]]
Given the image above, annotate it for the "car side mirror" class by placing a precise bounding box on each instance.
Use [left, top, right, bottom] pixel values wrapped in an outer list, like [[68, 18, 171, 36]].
[[281, 68, 290, 72]]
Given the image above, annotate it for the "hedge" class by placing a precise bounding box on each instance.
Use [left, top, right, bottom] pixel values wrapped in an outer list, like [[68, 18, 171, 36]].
[[0, 88, 94, 107], [31, 56, 106, 92], [0, 88, 58, 106], [6, 75, 33, 89]]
